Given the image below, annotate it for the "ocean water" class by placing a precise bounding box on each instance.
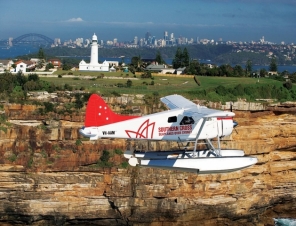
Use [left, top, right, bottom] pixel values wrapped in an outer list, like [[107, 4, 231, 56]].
[[274, 218, 296, 226], [0, 45, 38, 59]]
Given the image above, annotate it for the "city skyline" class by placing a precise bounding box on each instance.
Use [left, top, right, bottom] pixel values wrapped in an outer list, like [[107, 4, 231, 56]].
[[1, 0, 296, 44]]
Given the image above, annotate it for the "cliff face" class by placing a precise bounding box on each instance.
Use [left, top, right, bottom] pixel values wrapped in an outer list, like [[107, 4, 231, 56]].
[[0, 101, 296, 225]]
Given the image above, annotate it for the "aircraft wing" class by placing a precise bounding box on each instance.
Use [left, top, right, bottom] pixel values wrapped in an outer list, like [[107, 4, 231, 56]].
[[161, 94, 234, 117], [161, 94, 197, 109]]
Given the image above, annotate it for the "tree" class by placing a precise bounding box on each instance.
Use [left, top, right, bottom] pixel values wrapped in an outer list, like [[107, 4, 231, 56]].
[[74, 93, 83, 109], [37, 47, 46, 69], [24, 81, 39, 91], [260, 68, 268, 77], [215, 85, 228, 96], [38, 47, 45, 60], [172, 47, 182, 69], [43, 102, 54, 113], [245, 60, 252, 77], [16, 71, 28, 87], [28, 73, 39, 82], [141, 71, 152, 78], [269, 57, 277, 72], [155, 51, 165, 65], [143, 92, 159, 114], [10, 86, 25, 102], [62, 64, 72, 71], [283, 80, 292, 90], [186, 59, 199, 75], [37, 60, 44, 69], [219, 64, 233, 77], [182, 47, 190, 67], [233, 65, 244, 77], [126, 79, 132, 87], [45, 62, 54, 71]]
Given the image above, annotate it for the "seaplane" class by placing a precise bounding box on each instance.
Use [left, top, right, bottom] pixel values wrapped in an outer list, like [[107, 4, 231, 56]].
[[79, 94, 257, 174]]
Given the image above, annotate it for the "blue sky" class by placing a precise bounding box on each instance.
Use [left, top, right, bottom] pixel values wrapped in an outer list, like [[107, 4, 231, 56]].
[[1, 0, 296, 43]]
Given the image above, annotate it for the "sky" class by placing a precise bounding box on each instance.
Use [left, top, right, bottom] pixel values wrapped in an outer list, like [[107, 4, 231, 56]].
[[1, 0, 296, 44]]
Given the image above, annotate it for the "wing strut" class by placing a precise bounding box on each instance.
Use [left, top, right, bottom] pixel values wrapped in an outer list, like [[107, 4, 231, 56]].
[[193, 117, 207, 158], [193, 117, 223, 158]]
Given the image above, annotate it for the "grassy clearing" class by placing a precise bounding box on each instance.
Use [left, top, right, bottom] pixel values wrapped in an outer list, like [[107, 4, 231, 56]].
[[40, 71, 290, 99], [53, 70, 134, 77]]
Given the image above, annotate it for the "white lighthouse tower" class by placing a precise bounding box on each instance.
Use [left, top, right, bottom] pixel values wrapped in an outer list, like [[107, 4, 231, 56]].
[[79, 33, 109, 72], [90, 33, 98, 65]]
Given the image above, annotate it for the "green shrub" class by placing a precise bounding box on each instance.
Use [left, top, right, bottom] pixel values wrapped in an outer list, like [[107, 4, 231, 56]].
[[114, 149, 123, 155], [119, 162, 129, 169], [8, 153, 17, 162], [75, 139, 82, 146]]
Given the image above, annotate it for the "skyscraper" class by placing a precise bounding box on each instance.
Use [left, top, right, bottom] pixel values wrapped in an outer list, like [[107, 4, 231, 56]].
[[134, 36, 138, 45], [145, 32, 151, 41], [164, 31, 168, 41]]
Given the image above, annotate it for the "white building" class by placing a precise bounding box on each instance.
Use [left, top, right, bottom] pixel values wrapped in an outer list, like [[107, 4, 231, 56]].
[[0, 60, 14, 73], [14, 61, 27, 73], [79, 33, 109, 72]]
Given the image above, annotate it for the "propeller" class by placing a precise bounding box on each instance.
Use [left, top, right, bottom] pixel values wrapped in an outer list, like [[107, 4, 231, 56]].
[[231, 101, 238, 134]]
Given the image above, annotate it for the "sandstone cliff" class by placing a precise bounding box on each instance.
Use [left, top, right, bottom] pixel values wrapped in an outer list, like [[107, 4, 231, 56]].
[[0, 99, 295, 225]]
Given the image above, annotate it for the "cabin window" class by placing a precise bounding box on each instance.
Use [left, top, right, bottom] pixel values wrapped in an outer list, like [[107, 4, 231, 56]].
[[180, 116, 195, 125], [168, 116, 177, 123]]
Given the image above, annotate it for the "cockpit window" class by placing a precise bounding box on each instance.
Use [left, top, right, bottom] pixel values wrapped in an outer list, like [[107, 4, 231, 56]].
[[168, 116, 177, 123], [180, 116, 195, 125]]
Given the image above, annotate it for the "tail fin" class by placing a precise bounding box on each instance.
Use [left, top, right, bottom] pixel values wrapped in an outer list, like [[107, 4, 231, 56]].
[[84, 94, 139, 127]]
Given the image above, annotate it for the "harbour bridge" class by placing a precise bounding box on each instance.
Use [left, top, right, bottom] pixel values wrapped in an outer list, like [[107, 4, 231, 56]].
[[11, 33, 54, 46]]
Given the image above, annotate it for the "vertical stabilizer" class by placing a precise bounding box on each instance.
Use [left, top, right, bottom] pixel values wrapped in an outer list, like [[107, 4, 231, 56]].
[[84, 94, 139, 127]]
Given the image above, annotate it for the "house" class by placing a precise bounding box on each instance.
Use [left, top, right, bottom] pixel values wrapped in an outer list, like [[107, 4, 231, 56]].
[[30, 58, 40, 64], [14, 60, 36, 73], [176, 67, 186, 75], [0, 60, 14, 73], [48, 59, 62, 67], [268, 71, 278, 76], [161, 68, 176, 74], [145, 64, 187, 75], [145, 64, 167, 73]]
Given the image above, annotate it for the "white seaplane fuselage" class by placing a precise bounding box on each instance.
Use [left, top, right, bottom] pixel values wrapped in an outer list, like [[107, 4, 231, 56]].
[[79, 108, 235, 141]]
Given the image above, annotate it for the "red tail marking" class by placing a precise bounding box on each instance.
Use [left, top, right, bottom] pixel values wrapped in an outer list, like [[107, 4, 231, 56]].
[[85, 94, 139, 127]]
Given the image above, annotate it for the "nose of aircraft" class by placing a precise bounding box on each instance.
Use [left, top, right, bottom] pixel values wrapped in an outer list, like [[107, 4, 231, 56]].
[[233, 121, 238, 128]]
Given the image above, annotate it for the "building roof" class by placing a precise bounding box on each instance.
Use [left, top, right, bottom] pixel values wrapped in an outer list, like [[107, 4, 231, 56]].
[[176, 67, 186, 71], [0, 60, 13, 65], [145, 64, 167, 71], [48, 58, 61, 61], [15, 60, 35, 66]]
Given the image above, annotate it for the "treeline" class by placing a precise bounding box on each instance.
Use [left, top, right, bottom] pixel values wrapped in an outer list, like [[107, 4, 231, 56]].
[[0, 72, 79, 103], [35, 45, 295, 65], [214, 52, 271, 65], [17, 45, 279, 65], [187, 83, 296, 102]]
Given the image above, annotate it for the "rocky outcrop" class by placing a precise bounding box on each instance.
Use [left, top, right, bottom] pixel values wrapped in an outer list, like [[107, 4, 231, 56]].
[[0, 100, 296, 225]]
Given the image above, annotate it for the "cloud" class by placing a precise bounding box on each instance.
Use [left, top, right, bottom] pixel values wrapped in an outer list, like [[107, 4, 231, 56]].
[[66, 17, 84, 22]]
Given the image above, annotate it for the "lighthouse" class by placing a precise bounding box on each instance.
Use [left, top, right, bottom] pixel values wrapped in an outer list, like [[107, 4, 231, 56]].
[[90, 33, 98, 65], [79, 33, 109, 72]]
